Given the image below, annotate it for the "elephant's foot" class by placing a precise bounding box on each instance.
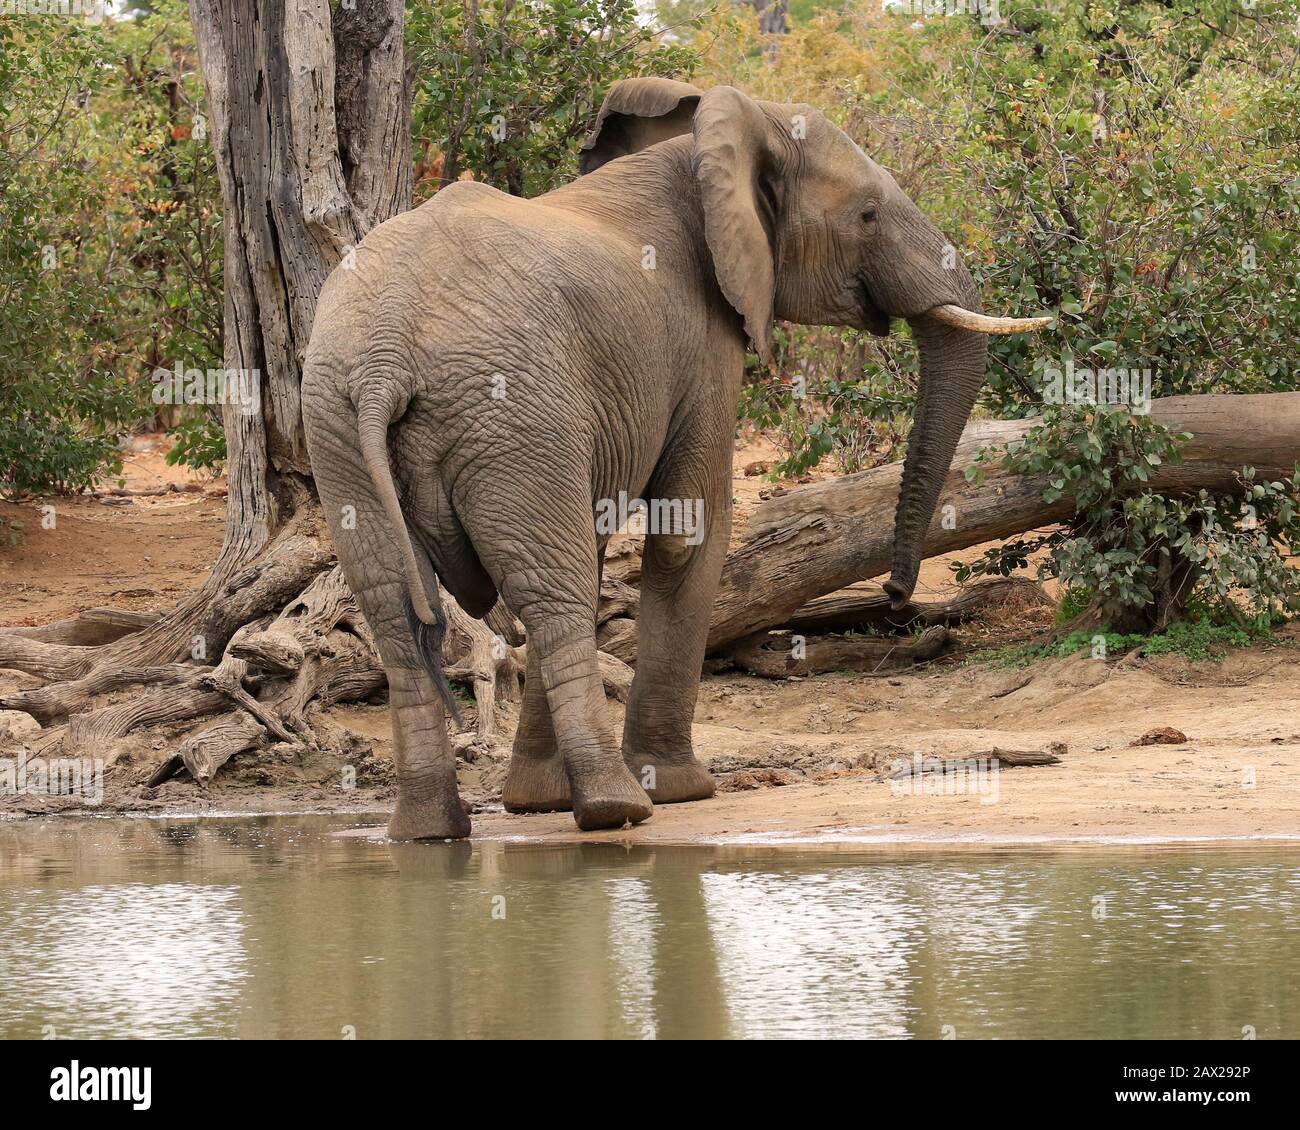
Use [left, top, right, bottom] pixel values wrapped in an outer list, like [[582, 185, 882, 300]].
[[569, 761, 653, 831], [388, 778, 472, 841], [624, 753, 717, 805], [501, 754, 572, 813]]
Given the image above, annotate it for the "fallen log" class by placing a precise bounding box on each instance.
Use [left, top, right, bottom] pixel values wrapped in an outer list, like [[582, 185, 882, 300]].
[[885, 746, 1064, 779], [89, 484, 204, 498], [7, 608, 163, 647], [730, 624, 952, 677], [613, 393, 1300, 662]]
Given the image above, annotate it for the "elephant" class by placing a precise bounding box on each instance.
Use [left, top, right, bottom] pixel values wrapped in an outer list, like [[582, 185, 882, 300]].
[[301, 78, 1049, 840]]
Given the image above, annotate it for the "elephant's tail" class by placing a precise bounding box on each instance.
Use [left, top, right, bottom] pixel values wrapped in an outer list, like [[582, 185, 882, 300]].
[[354, 382, 462, 728]]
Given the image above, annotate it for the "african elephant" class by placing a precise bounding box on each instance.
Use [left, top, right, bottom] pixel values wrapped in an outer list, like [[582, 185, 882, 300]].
[[301, 79, 1048, 840]]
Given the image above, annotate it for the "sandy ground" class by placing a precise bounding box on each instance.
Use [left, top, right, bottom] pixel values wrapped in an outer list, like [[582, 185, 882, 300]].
[[0, 435, 226, 625], [2, 433, 1299, 846]]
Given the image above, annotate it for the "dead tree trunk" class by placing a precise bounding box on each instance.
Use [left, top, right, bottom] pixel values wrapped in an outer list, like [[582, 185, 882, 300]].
[[746, 0, 789, 35], [106, 0, 412, 672], [0, 1, 513, 779]]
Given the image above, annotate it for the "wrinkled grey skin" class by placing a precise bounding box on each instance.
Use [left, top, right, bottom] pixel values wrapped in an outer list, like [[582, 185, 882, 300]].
[[301, 81, 988, 840]]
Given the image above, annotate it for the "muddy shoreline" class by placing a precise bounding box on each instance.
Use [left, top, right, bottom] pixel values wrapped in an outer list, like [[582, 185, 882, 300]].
[[6, 636, 1300, 847]]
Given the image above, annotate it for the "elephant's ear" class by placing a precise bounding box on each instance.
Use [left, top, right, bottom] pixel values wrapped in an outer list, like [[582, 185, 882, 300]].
[[693, 86, 777, 365], [579, 78, 703, 175]]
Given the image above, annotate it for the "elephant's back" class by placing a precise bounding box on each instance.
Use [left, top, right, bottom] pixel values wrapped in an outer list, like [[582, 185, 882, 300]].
[[407, 182, 640, 293]]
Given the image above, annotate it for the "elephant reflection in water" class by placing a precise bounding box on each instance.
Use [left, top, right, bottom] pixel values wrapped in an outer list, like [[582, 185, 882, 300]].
[[383, 841, 732, 1039]]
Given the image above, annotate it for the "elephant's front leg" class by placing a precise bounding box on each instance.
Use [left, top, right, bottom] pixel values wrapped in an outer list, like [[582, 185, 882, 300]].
[[501, 643, 570, 812], [621, 468, 729, 804]]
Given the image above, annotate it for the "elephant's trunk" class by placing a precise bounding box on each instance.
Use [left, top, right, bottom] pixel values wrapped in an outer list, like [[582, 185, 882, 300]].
[[882, 314, 988, 610]]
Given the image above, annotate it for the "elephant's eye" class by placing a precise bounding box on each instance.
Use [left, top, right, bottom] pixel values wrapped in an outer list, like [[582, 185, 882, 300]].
[[862, 207, 878, 225]]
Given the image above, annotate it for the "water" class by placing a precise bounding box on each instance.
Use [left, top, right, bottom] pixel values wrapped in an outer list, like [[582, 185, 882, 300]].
[[1, 815, 1297, 1039]]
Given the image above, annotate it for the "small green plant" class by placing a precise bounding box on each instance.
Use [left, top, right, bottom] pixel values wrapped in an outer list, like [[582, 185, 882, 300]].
[[165, 412, 226, 474], [1140, 621, 1255, 661], [1055, 585, 1094, 623], [954, 404, 1300, 631], [971, 619, 1264, 669]]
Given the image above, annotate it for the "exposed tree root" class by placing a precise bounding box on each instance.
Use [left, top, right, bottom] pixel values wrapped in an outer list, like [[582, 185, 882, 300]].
[[156, 712, 266, 786], [442, 594, 524, 739], [0, 635, 100, 682], [0, 526, 525, 790], [0, 664, 196, 727], [33, 683, 230, 763], [8, 608, 162, 647]]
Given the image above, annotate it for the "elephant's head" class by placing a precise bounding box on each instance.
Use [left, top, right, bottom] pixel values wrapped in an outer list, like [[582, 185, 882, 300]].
[[581, 80, 1050, 608]]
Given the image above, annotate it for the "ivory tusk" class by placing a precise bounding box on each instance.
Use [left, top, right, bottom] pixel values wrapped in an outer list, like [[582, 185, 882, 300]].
[[925, 305, 1055, 334]]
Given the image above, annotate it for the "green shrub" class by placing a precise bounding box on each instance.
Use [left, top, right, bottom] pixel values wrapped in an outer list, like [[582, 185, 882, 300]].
[[410, 0, 699, 198], [738, 325, 916, 477], [0, 21, 138, 496], [974, 619, 1262, 668], [0, 5, 223, 494], [955, 404, 1300, 628], [164, 411, 226, 474]]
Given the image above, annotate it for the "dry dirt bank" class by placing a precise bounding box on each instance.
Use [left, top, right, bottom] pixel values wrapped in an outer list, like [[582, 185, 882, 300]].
[[3, 435, 1299, 846]]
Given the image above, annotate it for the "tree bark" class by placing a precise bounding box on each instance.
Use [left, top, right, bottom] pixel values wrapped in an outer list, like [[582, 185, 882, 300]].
[[2, 1, 445, 781]]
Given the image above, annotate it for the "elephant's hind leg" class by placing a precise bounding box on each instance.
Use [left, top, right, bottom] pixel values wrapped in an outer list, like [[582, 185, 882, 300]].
[[476, 503, 649, 830], [310, 415, 470, 840]]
